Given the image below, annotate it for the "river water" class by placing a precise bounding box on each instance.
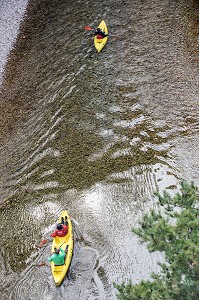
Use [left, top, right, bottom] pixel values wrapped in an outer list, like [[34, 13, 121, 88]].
[[0, 0, 199, 299]]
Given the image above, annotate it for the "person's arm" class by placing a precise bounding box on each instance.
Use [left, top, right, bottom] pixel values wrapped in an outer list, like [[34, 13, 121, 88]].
[[48, 256, 53, 262], [59, 248, 66, 258], [50, 230, 58, 237], [62, 225, 68, 234], [59, 248, 65, 254]]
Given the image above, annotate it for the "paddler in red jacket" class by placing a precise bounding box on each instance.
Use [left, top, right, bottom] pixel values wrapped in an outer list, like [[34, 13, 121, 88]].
[[50, 223, 68, 237], [94, 27, 108, 39]]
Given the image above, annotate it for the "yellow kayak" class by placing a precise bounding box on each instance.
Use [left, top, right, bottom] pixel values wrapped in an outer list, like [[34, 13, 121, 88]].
[[50, 210, 74, 286], [94, 20, 108, 53]]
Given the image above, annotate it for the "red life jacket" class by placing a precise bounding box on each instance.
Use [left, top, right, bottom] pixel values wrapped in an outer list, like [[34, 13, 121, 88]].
[[97, 34, 103, 39], [51, 225, 68, 237]]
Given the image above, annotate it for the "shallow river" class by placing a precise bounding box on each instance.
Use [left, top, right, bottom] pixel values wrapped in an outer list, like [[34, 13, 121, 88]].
[[0, 0, 199, 299]]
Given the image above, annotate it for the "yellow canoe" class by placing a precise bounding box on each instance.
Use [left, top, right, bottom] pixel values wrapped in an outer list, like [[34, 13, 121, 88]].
[[94, 20, 108, 53], [50, 210, 74, 286]]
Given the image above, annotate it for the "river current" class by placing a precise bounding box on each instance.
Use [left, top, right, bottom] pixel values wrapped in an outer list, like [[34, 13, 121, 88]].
[[0, 0, 199, 299]]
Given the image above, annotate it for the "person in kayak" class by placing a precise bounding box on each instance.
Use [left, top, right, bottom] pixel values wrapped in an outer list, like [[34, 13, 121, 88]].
[[94, 27, 108, 39], [48, 246, 68, 266], [50, 223, 68, 238]]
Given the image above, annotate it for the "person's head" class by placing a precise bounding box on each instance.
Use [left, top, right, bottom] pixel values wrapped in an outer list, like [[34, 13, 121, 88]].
[[57, 223, 63, 230], [54, 247, 60, 254]]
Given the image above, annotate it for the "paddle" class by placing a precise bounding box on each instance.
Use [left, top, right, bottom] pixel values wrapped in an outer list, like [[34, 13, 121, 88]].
[[84, 25, 94, 31], [37, 239, 49, 247], [37, 238, 53, 247], [34, 262, 48, 267]]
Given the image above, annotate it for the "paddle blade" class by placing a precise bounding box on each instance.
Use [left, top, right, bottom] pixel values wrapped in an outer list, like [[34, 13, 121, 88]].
[[85, 26, 93, 31], [37, 262, 47, 267], [38, 239, 48, 247]]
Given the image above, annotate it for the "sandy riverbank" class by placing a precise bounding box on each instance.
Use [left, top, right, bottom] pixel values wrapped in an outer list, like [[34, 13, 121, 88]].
[[0, 0, 28, 84]]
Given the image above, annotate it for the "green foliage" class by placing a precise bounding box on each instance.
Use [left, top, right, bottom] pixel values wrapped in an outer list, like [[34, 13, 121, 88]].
[[115, 181, 199, 300]]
